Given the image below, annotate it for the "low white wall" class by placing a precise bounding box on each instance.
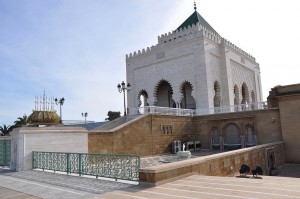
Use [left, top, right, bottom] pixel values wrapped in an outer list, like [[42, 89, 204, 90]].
[[11, 126, 88, 171]]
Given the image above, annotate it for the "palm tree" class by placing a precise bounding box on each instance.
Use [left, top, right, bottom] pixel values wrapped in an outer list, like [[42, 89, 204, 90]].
[[0, 124, 12, 136], [14, 115, 28, 127]]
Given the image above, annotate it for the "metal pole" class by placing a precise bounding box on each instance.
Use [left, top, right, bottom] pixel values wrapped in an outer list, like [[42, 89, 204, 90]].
[[123, 90, 126, 116], [60, 103, 62, 123]]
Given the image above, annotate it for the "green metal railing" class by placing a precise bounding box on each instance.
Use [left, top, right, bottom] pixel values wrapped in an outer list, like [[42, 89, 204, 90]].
[[32, 151, 140, 181], [0, 139, 11, 166]]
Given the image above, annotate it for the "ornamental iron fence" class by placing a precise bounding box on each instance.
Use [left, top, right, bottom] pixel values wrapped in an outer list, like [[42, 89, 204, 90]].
[[32, 151, 140, 181], [0, 138, 11, 166]]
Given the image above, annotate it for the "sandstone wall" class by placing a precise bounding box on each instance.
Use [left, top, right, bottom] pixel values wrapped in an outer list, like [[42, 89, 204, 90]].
[[89, 109, 282, 156], [89, 115, 193, 156], [139, 142, 285, 186], [278, 94, 300, 163], [194, 108, 282, 148]]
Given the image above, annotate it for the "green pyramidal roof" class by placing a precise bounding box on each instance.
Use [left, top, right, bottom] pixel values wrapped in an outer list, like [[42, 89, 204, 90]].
[[176, 11, 219, 36]]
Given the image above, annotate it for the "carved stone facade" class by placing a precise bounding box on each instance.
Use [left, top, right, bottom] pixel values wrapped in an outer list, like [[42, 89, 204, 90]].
[[208, 117, 256, 150], [126, 9, 262, 110]]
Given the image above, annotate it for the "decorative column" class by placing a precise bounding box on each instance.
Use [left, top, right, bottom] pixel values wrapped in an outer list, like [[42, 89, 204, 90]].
[[240, 135, 246, 148], [253, 135, 257, 146], [219, 136, 224, 150]]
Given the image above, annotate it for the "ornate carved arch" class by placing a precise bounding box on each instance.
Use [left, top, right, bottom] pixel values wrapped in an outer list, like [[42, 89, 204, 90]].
[[153, 79, 174, 107]]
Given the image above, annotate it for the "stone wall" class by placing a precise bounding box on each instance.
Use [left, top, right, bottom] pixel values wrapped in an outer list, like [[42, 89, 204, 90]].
[[89, 109, 282, 156], [139, 142, 285, 186], [278, 94, 300, 163], [266, 84, 300, 163], [89, 115, 194, 156], [194, 108, 282, 149]]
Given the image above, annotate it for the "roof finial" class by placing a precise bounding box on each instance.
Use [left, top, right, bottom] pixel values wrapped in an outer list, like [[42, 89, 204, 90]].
[[194, 0, 197, 11]]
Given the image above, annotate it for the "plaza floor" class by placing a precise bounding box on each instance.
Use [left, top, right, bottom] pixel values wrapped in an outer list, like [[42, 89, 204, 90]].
[[1, 164, 300, 199]]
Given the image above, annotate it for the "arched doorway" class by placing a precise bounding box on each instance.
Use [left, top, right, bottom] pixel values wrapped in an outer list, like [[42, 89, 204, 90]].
[[224, 123, 241, 150], [154, 80, 174, 107], [180, 81, 196, 109]]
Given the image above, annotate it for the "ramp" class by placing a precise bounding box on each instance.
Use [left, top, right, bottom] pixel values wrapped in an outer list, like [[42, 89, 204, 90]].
[[91, 114, 143, 132]]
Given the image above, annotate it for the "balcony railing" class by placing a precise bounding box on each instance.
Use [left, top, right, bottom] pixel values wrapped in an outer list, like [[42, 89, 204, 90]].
[[128, 102, 268, 117]]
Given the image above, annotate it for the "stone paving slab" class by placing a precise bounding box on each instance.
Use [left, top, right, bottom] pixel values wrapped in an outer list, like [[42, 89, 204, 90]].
[[99, 164, 300, 199], [0, 186, 40, 199], [99, 175, 300, 199], [0, 170, 136, 199]]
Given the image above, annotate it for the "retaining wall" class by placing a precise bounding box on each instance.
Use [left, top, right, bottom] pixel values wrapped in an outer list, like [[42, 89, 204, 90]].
[[139, 142, 285, 186]]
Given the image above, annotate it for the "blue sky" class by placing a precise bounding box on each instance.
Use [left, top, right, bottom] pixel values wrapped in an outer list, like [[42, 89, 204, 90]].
[[1, 0, 300, 125]]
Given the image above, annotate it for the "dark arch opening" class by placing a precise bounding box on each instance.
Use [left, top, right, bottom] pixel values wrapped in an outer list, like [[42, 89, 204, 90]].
[[154, 80, 174, 107]]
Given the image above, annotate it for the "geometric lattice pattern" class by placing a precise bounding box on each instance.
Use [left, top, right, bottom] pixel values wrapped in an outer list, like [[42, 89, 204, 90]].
[[32, 151, 140, 181], [0, 139, 11, 166]]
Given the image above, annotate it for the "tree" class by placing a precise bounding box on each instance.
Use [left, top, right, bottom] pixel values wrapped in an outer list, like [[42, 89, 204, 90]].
[[106, 111, 121, 121], [0, 125, 12, 136], [14, 115, 28, 128]]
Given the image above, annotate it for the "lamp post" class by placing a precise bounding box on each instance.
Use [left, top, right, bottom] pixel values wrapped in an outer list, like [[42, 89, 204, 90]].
[[55, 97, 65, 123], [117, 81, 131, 116], [82, 112, 88, 123]]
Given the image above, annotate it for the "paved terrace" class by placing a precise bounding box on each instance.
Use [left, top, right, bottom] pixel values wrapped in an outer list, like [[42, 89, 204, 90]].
[[1, 164, 300, 199], [141, 150, 223, 168]]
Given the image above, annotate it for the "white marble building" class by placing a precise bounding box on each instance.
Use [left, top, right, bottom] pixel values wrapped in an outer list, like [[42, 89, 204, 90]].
[[126, 6, 262, 111]]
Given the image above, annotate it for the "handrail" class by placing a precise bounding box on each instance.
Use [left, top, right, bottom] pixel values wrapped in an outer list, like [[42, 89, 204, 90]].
[[128, 102, 268, 116]]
